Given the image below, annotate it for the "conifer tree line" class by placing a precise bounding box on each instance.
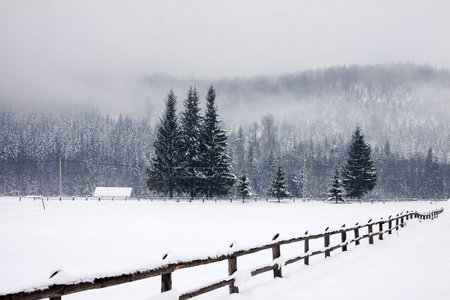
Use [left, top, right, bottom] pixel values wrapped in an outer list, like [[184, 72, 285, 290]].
[[227, 116, 448, 200], [0, 103, 153, 196], [146, 86, 235, 199], [0, 94, 448, 199]]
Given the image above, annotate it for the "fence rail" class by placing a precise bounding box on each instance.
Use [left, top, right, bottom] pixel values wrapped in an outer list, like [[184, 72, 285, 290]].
[[17, 196, 447, 203], [0, 207, 444, 300]]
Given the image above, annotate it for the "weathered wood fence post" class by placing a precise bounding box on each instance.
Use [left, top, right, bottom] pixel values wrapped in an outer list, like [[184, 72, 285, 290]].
[[388, 218, 392, 234], [272, 244, 282, 278], [324, 233, 330, 258], [304, 235, 310, 265], [378, 222, 383, 240], [161, 272, 172, 293], [354, 226, 360, 246], [368, 223, 374, 245], [341, 228, 347, 252], [228, 256, 239, 294]]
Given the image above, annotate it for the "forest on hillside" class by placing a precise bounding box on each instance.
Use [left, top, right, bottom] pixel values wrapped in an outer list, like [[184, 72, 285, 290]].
[[0, 64, 448, 199]]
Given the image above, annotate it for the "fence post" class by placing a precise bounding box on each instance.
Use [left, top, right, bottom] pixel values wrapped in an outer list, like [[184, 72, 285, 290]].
[[304, 237, 310, 265], [354, 226, 360, 246], [228, 256, 239, 294], [388, 219, 392, 234], [161, 273, 172, 293], [378, 222, 383, 240], [368, 224, 374, 245], [341, 229, 347, 252], [400, 216, 405, 227], [396, 217, 399, 231], [272, 243, 282, 278], [324, 233, 330, 258]]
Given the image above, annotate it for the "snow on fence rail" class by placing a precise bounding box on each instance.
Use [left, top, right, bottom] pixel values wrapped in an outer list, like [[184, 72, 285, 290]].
[[0, 208, 444, 300]]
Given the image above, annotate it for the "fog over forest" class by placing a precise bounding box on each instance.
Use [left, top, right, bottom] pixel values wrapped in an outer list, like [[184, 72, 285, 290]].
[[1, 1, 449, 199], [1, 64, 448, 198]]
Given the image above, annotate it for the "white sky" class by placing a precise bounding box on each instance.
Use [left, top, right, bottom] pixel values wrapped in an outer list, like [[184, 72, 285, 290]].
[[1, 0, 449, 112]]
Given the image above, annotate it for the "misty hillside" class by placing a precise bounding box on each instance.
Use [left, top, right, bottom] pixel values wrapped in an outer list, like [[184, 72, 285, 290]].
[[145, 63, 449, 160], [0, 63, 448, 198]]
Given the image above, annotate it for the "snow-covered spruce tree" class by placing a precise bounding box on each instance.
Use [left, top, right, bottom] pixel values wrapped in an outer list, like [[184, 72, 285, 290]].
[[199, 85, 235, 198], [260, 150, 276, 195], [233, 126, 246, 174], [236, 169, 251, 202], [268, 162, 291, 202], [146, 90, 181, 199], [341, 126, 377, 200], [327, 167, 345, 203], [179, 86, 204, 199], [288, 172, 301, 198], [422, 147, 444, 199]]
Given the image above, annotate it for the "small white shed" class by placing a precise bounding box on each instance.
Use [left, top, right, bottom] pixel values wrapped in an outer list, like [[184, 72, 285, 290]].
[[93, 187, 132, 199]]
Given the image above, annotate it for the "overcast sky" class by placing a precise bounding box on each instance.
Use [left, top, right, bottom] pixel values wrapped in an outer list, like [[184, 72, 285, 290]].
[[1, 0, 449, 115]]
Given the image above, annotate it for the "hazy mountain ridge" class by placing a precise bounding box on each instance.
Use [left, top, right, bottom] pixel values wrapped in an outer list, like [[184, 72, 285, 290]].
[[206, 64, 449, 161], [0, 63, 448, 197]]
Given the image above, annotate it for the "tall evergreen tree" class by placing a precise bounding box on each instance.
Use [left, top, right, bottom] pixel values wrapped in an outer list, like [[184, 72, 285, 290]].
[[236, 169, 251, 202], [246, 142, 259, 196], [233, 126, 246, 173], [268, 162, 290, 202], [261, 150, 276, 195], [422, 147, 444, 198], [327, 167, 345, 203], [179, 86, 203, 199], [341, 126, 377, 199], [146, 90, 180, 198], [200, 85, 235, 197], [288, 172, 301, 198], [301, 160, 307, 198]]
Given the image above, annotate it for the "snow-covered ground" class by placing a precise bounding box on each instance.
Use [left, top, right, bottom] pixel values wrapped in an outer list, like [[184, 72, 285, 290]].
[[0, 198, 448, 300]]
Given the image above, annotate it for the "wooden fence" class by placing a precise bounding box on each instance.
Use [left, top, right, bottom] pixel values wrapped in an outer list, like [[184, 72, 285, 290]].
[[0, 207, 444, 300]]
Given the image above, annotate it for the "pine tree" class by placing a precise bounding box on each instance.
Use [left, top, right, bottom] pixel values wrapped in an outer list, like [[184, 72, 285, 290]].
[[146, 90, 180, 198], [288, 172, 301, 198], [200, 85, 235, 198], [327, 167, 345, 203], [422, 147, 444, 199], [233, 126, 245, 173], [261, 150, 276, 195], [341, 126, 377, 199], [268, 162, 290, 202], [236, 169, 251, 202], [179, 86, 203, 199], [246, 142, 259, 196], [301, 160, 307, 198]]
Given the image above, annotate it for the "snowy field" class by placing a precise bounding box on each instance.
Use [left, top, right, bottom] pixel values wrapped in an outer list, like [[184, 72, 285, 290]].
[[0, 197, 448, 300]]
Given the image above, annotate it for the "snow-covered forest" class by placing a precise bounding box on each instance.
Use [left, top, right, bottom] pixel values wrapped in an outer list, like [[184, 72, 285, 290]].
[[0, 64, 448, 198]]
